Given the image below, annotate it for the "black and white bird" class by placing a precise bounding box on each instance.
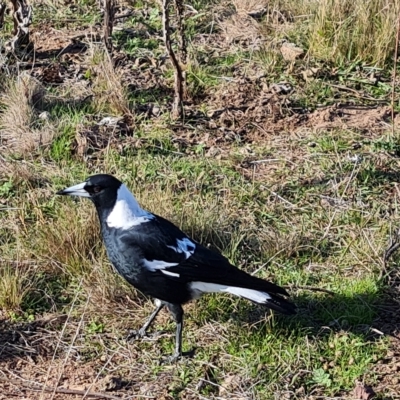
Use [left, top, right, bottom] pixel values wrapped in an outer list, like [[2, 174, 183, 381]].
[[57, 174, 296, 361]]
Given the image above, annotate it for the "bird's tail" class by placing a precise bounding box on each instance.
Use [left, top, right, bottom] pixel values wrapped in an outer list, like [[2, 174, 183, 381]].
[[224, 286, 296, 315], [191, 281, 297, 315], [186, 245, 296, 315], [221, 268, 297, 315]]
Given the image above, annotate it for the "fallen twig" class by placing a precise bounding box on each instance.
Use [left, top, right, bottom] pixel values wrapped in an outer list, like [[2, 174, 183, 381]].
[[326, 83, 389, 103], [0, 377, 122, 400], [114, 10, 134, 20], [283, 285, 335, 296]]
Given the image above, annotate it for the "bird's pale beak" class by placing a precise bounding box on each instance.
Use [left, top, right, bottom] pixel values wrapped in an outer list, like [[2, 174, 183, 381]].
[[57, 181, 90, 198]]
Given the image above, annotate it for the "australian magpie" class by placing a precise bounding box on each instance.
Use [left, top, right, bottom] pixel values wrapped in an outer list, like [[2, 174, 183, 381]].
[[57, 174, 296, 361]]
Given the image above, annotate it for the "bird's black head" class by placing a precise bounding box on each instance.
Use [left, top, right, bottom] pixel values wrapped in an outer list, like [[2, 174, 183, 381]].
[[57, 174, 149, 230], [57, 174, 122, 210]]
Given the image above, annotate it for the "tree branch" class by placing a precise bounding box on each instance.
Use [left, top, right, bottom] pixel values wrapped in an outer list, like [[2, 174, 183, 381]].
[[162, 0, 185, 119], [10, 0, 33, 55], [173, 0, 186, 64], [103, 0, 116, 53], [0, 2, 6, 29]]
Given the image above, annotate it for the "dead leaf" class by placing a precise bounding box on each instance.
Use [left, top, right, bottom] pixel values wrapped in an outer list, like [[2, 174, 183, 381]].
[[219, 374, 241, 397], [280, 42, 304, 61], [353, 382, 376, 400], [302, 67, 321, 81], [270, 82, 293, 95], [96, 375, 123, 391], [75, 131, 88, 157]]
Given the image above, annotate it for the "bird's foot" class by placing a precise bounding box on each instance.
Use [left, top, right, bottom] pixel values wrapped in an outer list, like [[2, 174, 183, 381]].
[[160, 353, 181, 364], [159, 349, 196, 364], [125, 328, 147, 341], [126, 329, 164, 342]]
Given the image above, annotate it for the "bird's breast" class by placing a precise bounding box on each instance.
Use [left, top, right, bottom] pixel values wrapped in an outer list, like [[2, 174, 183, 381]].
[[102, 229, 141, 284]]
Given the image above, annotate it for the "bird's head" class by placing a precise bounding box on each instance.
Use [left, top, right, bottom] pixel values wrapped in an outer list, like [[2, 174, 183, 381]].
[[57, 174, 122, 209], [57, 174, 150, 229]]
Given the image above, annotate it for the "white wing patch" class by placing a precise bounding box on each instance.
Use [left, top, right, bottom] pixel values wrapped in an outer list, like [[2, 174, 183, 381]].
[[107, 184, 154, 229], [161, 270, 180, 278], [167, 237, 196, 259], [190, 282, 271, 304], [143, 259, 178, 271]]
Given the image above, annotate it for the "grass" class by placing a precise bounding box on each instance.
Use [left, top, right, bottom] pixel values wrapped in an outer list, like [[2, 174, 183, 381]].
[[0, 133, 395, 397], [1, 0, 400, 398]]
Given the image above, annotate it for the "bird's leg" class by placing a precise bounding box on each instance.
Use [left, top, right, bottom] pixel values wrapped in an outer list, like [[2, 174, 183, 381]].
[[163, 303, 184, 362], [138, 302, 164, 336], [126, 300, 164, 341]]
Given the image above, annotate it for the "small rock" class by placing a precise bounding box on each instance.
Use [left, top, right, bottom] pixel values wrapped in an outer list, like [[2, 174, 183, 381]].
[[280, 41, 304, 61], [347, 154, 363, 164], [39, 111, 50, 120], [98, 116, 123, 126], [270, 82, 293, 95], [206, 146, 221, 157], [151, 105, 161, 116]]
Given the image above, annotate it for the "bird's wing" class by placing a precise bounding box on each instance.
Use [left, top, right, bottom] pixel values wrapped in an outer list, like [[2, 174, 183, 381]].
[[119, 216, 244, 280], [119, 214, 198, 265], [118, 213, 232, 277], [119, 214, 289, 298]]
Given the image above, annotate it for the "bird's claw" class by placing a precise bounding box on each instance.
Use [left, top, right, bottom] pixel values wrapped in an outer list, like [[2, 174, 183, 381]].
[[125, 329, 147, 342], [159, 349, 195, 364], [126, 329, 165, 342], [160, 353, 181, 364]]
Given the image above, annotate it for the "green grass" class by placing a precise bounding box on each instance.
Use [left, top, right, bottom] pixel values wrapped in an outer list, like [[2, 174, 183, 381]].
[[33, 0, 101, 29], [0, 131, 394, 396], [1, 0, 400, 397]]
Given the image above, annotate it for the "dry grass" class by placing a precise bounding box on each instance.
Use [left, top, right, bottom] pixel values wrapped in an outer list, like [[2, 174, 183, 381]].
[[0, 262, 34, 310], [86, 45, 132, 117], [269, 0, 400, 66], [216, 0, 266, 45], [0, 74, 54, 155], [219, 13, 262, 44], [307, 0, 400, 65], [1, 0, 400, 397], [231, 0, 268, 15]]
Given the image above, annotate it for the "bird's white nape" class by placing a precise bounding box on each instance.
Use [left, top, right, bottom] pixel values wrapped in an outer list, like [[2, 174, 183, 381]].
[[190, 282, 271, 304], [106, 184, 153, 229]]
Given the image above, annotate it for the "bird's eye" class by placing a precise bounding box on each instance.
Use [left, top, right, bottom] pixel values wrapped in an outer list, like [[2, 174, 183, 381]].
[[86, 185, 102, 194]]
